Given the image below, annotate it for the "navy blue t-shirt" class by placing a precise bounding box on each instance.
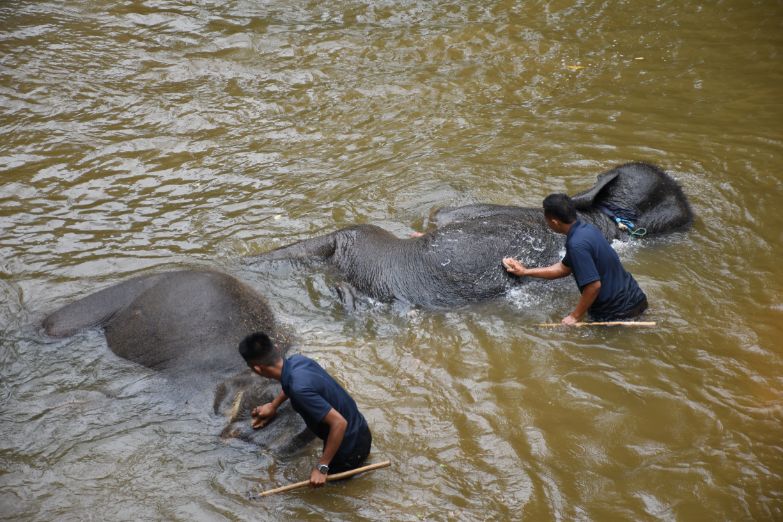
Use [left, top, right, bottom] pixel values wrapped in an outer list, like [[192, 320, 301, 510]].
[[561, 220, 646, 320], [281, 354, 368, 463]]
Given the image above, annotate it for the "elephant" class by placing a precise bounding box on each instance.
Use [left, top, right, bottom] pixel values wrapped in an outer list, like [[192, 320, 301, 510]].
[[244, 162, 693, 309], [42, 269, 314, 452]]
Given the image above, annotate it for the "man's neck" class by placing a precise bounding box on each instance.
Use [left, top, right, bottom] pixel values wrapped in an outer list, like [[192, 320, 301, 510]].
[[270, 358, 284, 380], [255, 358, 284, 380]]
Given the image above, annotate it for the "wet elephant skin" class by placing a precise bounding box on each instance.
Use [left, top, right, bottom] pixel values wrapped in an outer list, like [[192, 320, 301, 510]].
[[246, 162, 693, 308]]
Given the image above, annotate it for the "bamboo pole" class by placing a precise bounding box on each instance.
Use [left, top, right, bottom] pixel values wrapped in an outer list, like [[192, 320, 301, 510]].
[[259, 460, 391, 497], [537, 321, 657, 327]]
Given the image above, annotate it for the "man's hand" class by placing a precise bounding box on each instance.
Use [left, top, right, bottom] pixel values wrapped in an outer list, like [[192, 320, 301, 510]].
[[561, 314, 579, 326], [310, 467, 327, 488], [502, 257, 527, 276], [251, 403, 277, 430]]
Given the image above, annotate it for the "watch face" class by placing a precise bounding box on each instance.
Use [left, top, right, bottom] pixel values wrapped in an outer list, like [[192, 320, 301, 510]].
[[318, 464, 329, 474]]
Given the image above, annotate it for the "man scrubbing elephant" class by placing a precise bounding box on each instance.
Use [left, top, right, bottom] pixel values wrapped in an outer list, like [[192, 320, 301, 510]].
[[503, 193, 648, 325]]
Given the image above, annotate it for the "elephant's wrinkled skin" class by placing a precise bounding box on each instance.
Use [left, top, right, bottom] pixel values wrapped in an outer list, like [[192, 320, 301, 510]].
[[43, 269, 313, 451], [246, 162, 693, 308]]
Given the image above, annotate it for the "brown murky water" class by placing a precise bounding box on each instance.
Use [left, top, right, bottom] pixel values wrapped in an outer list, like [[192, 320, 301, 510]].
[[1, 1, 782, 520]]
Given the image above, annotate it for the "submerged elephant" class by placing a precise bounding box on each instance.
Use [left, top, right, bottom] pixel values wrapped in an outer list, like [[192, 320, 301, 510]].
[[245, 162, 693, 308], [43, 269, 313, 451]]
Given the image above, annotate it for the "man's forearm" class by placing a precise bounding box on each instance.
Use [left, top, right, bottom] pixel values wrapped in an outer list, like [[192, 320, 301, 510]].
[[320, 425, 346, 466], [271, 391, 288, 409], [309, 408, 348, 487], [525, 262, 571, 280], [571, 281, 601, 319], [319, 409, 348, 466]]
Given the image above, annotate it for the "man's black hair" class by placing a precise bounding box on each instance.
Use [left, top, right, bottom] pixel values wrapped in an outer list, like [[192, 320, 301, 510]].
[[238, 332, 281, 366], [542, 193, 577, 224]]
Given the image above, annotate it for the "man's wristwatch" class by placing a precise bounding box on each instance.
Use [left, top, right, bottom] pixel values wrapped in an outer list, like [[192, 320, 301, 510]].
[[317, 464, 329, 475]]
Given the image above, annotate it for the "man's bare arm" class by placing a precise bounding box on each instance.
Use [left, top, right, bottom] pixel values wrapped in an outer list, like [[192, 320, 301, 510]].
[[309, 408, 348, 487], [502, 257, 572, 280], [563, 280, 601, 325]]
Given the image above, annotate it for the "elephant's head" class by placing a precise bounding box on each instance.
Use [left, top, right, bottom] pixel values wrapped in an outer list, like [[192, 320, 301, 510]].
[[213, 371, 314, 454], [571, 162, 694, 235]]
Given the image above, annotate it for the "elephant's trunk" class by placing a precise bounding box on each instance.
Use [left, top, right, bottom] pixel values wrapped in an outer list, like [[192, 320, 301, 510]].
[[243, 232, 339, 264]]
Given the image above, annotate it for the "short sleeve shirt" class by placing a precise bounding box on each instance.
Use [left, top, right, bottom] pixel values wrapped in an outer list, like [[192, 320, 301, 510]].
[[281, 355, 368, 462], [562, 220, 646, 320]]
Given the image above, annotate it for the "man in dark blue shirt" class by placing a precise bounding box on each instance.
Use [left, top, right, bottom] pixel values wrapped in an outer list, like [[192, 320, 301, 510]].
[[238, 332, 372, 487], [502, 193, 647, 325]]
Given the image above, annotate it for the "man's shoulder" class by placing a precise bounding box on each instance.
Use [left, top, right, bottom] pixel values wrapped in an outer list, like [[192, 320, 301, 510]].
[[286, 355, 326, 388], [287, 372, 321, 396], [287, 353, 318, 370], [288, 379, 316, 395], [571, 222, 606, 245], [567, 224, 593, 247]]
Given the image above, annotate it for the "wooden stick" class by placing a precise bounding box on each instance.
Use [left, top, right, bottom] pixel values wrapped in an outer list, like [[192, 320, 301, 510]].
[[537, 321, 657, 327], [259, 460, 391, 497]]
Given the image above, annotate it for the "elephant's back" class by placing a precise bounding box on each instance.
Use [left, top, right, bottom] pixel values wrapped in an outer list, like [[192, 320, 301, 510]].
[[421, 213, 564, 305], [104, 270, 279, 375]]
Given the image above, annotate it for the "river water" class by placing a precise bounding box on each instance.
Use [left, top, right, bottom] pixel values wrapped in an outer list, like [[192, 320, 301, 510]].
[[1, 1, 781, 520]]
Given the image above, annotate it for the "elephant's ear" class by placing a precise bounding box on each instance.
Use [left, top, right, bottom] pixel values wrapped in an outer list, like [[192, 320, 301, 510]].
[[570, 171, 620, 210]]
